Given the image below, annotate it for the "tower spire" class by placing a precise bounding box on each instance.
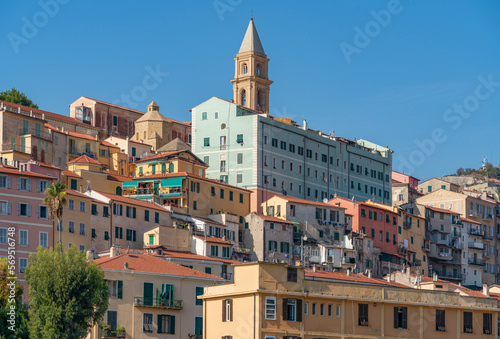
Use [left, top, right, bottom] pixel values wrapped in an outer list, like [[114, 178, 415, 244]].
[[231, 19, 273, 114]]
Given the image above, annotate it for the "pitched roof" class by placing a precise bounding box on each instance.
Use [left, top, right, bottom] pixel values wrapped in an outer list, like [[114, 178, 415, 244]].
[[0, 166, 55, 179], [272, 194, 344, 209], [79, 96, 144, 115], [136, 150, 187, 163], [193, 235, 233, 245], [100, 140, 119, 148], [160, 250, 239, 264], [135, 110, 169, 123], [65, 130, 98, 141], [461, 217, 482, 225], [157, 138, 192, 153], [418, 204, 460, 215], [67, 155, 101, 165], [306, 270, 409, 288], [65, 189, 92, 199], [252, 213, 294, 224], [94, 252, 222, 280], [107, 174, 133, 182], [238, 19, 265, 54], [92, 190, 168, 212], [62, 170, 82, 178]]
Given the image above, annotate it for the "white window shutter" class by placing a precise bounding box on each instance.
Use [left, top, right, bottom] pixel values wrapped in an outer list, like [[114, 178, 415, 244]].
[[17, 178, 21, 190], [27, 204, 31, 217], [27, 179, 31, 191]]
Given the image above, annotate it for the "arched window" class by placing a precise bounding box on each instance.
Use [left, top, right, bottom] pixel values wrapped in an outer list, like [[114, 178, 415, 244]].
[[257, 91, 262, 107], [256, 64, 261, 76], [161, 163, 166, 173], [115, 186, 122, 196], [241, 90, 246, 106], [169, 163, 174, 173], [243, 64, 248, 74]]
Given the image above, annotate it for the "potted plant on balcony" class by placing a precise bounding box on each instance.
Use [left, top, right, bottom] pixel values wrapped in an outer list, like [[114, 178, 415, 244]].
[[101, 323, 111, 337], [113, 327, 126, 338]]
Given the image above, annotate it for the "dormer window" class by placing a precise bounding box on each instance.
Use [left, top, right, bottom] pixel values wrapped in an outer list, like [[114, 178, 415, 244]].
[[243, 64, 248, 74]]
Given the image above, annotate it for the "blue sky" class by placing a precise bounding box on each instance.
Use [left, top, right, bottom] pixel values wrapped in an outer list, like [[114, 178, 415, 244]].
[[2, 1, 500, 181]]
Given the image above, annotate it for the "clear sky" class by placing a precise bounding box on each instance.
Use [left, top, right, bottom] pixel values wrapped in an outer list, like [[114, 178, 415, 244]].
[[2, 0, 500, 181]]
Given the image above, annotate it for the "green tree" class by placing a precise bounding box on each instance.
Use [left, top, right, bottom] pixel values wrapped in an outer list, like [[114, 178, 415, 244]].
[[25, 244, 109, 339], [0, 258, 29, 339], [43, 181, 67, 244], [0, 88, 38, 108]]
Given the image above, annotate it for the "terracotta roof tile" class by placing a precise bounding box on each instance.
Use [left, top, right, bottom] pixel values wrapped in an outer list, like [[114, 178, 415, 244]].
[[100, 140, 120, 148], [66, 131, 98, 141], [418, 204, 460, 215], [62, 170, 82, 178], [80, 96, 144, 115], [107, 174, 133, 182], [93, 190, 168, 212], [0, 166, 55, 179], [252, 214, 294, 224], [94, 252, 222, 279], [67, 155, 101, 165], [272, 194, 344, 209], [160, 249, 239, 264], [194, 235, 233, 245], [306, 270, 409, 288], [461, 217, 482, 225]]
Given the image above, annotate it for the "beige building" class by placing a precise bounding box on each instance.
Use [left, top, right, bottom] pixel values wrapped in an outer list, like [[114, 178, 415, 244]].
[[397, 208, 428, 276], [417, 189, 498, 285], [104, 135, 153, 161], [202, 261, 500, 338], [130, 101, 191, 151], [90, 251, 224, 339], [418, 177, 460, 194]]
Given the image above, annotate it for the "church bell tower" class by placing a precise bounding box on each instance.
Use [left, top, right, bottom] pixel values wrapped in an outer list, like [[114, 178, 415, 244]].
[[230, 19, 273, 114]]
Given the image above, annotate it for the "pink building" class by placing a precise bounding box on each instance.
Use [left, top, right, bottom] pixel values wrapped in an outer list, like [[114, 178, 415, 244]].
[[392, 170, 419, 190], [0, 164, 55, 297], [25, 159, 62, 181], [329, 197, 401, 274]]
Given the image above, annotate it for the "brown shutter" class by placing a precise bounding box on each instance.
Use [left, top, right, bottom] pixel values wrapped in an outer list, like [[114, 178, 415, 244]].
[[229, 299, 233, 321], [282, 298, 288, 320], [296, 299, 302, 322], [222, 299, 226, 322]]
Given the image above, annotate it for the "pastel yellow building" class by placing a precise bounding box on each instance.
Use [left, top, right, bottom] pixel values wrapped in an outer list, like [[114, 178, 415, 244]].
[[133, 150, 206, 178], [202, 262, 500, 338], [397, 208, 428, 276]]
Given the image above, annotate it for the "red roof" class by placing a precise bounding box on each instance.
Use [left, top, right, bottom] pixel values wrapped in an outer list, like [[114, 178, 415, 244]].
[[107, 174, 132, 182], [160, 249, 239, 264], [93, 190, 168, 212], [461, 217, 482, 225], [194, 235, 233, 245], [66, 130, 98, 141], [420, 204, 460, 215], [62, 170, 82, 178], [0, 166, 55, 179], [79, 96, 144, 115], [272, 194, 344, 209], [27, 161, 61, 171], [65, 189, 92, 199], [253, 214, 294, 224], [136, 150, 188, 163], [94, 252, 222, 279], [67, 155, 101, 165], [306, 270, 409, 288], [100, 140, 119, 148]]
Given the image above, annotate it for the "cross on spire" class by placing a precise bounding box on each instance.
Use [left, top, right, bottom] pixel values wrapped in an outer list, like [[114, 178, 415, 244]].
[[250, 9, 253, 20]]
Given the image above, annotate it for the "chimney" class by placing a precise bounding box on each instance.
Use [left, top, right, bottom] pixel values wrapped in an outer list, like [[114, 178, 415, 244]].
[[433, 272, 438, 282], [110, 246, 116, 258], [302, 119, 308, 130], [483, 284, 489, 297], [346, 268, 351, 276], [312, 265, 317, 272], [406, 267, 411, 275], [367, 269, 372, 279], [386, 275, 391, 282], [124, 262, 129, 270]]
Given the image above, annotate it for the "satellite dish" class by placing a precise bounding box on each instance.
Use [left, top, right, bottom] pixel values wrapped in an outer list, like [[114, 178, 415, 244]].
[[323, 198, 328, 204]]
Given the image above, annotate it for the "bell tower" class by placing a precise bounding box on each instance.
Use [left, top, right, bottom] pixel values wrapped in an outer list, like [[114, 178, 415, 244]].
[[230, 19, 273, 114]]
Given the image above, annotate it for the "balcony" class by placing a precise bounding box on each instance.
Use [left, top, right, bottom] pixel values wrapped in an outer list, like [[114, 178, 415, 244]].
[[421, 244, 430, 251], [221, 272, 233, 280], [415, 259, 422, 266], [467, 228, 482, 236], [101, 329, 125, 338], [436, 271, 462, 280], [483, 234, 494, 241], [134, 297, 183, 310], [342, 257, 356, 264], [451, 218, 462, 225], [397, 246, 408, 256], [468, 242, 484, 250], [403, 221, 412, 229], [468, 259, 485, 266], [69, 147, 95, 158]]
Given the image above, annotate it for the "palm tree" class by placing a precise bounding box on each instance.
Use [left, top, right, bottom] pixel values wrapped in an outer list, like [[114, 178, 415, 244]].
[[43, 181, 67, 246]]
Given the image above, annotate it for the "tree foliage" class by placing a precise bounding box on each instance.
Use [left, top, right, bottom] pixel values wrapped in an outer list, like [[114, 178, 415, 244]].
[[0, 88, 38, 108], [43, 182, 66, 243], [0, 258, 29, 339], [25, 244, 109, 339]]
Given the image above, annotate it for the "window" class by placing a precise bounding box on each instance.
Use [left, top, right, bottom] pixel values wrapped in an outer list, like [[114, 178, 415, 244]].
[[79, 201, 85, 212], [17, 203, 30, 217], [68, 221, 75, 233], [282, 298, 302, 322], [17, 178, 31, 191], [265, 296, 276, 320], [464, 312, 473, 333], [222, 299, 233, 322], [320, 304, 324, 316], [236, 134, 244, 144], [19, 258, 28, 274], [39, 232, 48, 248], [19, 230, 28, 246], [394, 307, 407, 329], [0, 175, 10, 188], [155, 212, 159, 223], [336, 304, 341, 317], [237, 173, 243, 183], [158, 314, 175, 334], [37, 205, 47, 219], [143, 313, 153, 333], [103, 206, 109, 217], [37, 180, 49, 193], [202, 112, 207, 120], [195, 286, 204, 306], [312, 303, 316, 315], [144, 210, 149, 221], [436, 310, 445, 332], [359, 304, 368, 326], [113, 116, 118, 126], [115, 227, 123, 239], [287, 267, 297, 282], [237, 153, 243, 164], [203, 137, 210, 147], [328, 304, 332, 317], [79, 223, 85, 235], [484, 313, 492, 335], [239, 194, 243, 203]]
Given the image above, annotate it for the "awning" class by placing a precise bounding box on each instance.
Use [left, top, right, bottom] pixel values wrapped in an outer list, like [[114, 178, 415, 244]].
[[161, 177, 183, 187], [122, 181, 137, 188]]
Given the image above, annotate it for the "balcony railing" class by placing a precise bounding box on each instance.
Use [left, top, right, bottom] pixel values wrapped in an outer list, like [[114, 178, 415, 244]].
[[436, 272, 462, 280], [468, 259, 485, 266], [69, 148, 95, 158], [342, 257, 355, 264], [415, 259, 422, 266], [101, 329, 125, 338], [421, 244, 430, 251], [403, 221, 412, 229], [467, 228, 482, 236], [397, 246, 408, 255], [483, 234, 494, 241], [134, 297, 183, 310], [468, 242, 484, 250]]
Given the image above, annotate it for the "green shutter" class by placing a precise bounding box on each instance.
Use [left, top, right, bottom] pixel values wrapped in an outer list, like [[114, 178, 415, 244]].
[[117, 280, 123, 299], [169, 315, 175, 334], [195, 317, 202, 335], [115, 227, 119, 238], [144, 282, 153, 306], [133, 207, 136, 218], [157, 315, 163, 333]]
